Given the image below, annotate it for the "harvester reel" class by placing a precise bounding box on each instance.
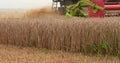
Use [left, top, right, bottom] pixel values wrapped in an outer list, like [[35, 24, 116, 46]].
[[52, 0, 120, 17]]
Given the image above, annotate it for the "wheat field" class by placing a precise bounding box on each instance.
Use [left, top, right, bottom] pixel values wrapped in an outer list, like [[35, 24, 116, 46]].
[[0, 7, 120, 62], [0, 17, 120, 56]]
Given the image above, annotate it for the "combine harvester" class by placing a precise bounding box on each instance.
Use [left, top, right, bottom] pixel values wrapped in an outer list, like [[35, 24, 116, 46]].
[[52, 0, 120, 17]]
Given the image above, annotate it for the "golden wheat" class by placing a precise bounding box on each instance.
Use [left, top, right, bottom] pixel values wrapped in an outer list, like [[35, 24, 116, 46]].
[[0, 17, 120, 56]]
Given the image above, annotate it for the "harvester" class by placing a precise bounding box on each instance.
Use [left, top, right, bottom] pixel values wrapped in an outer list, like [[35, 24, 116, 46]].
[[52, 0, 120, 17]]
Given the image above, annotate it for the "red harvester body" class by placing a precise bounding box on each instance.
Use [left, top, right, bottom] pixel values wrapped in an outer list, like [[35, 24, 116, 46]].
[[89, 0, 120, 17]]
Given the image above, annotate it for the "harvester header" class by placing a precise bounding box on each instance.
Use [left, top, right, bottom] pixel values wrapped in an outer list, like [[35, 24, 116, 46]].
[[52, 0, 120, 17]]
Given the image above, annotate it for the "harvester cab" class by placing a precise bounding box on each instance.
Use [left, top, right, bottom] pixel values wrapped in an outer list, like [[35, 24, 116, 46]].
[[52, 0, 79, 14], [52, 0, 120, 17]]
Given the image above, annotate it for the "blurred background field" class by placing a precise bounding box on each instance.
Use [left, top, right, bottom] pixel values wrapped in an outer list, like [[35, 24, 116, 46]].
[[0, 7, 59, 18]]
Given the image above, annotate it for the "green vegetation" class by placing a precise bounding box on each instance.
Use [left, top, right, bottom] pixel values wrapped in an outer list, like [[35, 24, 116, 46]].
[[91, 40, 109, 55]]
